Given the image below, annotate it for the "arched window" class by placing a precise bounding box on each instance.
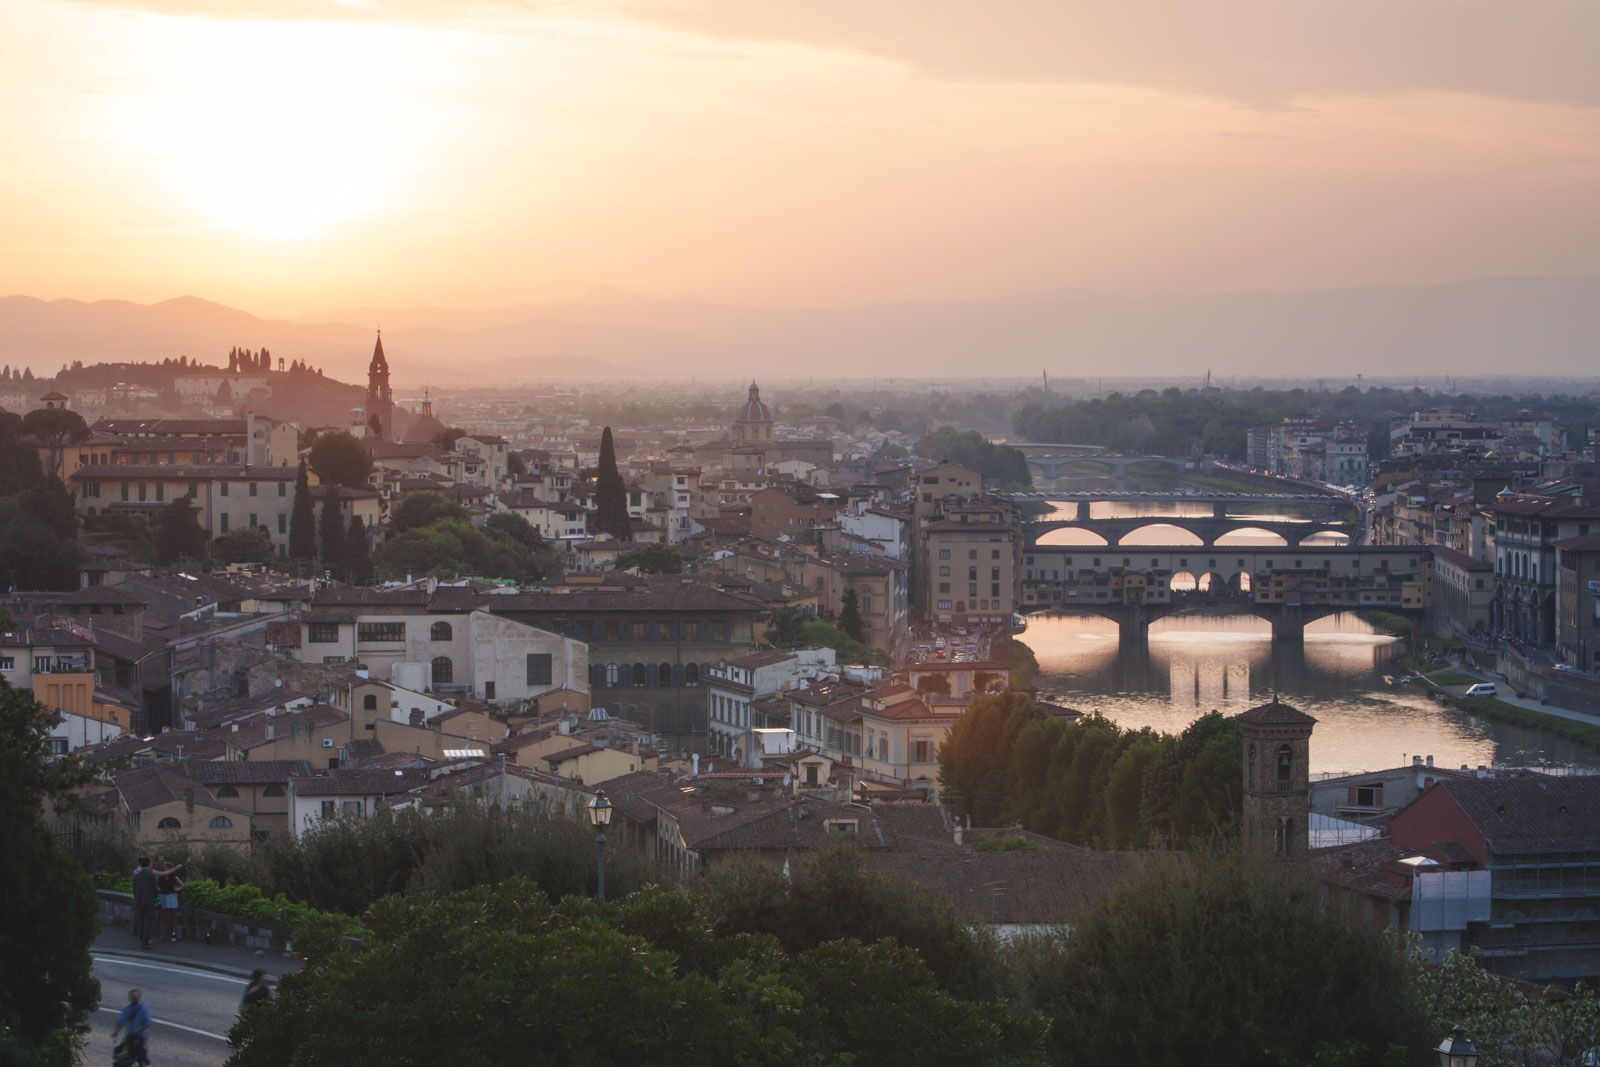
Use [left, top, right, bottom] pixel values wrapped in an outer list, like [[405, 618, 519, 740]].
[[590, 663, 605, 688], [591, 622, 607, 643], [1276, 744, 1293, 787], [632, 663, 646, 686], [684, 663, 699, 686], [216, 785, 240, 799], [363, 694, 378, 711], [430, 621, 453, 641], [1276, 816, 1293, 857], [432, 656, 453, 685], [658, 662, 672, 687], [209, 816, 233, 830], [157, 817, 181, 830], [605, 663, 619, 687], [263, 785, 285, 797], [878, 735, 888, 762]]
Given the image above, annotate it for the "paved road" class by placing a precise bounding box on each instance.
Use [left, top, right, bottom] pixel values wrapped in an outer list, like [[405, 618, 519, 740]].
[[86, 953, 244, 1067]]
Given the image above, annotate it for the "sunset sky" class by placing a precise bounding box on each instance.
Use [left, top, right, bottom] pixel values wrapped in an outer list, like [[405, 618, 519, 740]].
[[2, 0, 1597, 317]]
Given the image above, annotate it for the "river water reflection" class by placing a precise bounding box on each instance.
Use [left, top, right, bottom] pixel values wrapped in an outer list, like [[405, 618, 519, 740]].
[[1021, 613, 1600, 775]]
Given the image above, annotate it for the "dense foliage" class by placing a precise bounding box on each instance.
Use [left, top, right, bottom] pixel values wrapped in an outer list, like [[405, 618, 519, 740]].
[[225, 879, 1049, 1066], [288, 459, 315, 562], [916, 426, 1033, 489], [939, 694, 1241, 849], [1003, 852, 1430, 1066], [374, 514, 560, 582], [391, 491, 469, 533], [0, 682, 100, 1066], [613, 542, 683, 574], [154, 496, 209, 564], [212, 525, 274, 564], [93, 872, 361, 938], [765, 608, 877, 664], [306, 430, 372, 489]]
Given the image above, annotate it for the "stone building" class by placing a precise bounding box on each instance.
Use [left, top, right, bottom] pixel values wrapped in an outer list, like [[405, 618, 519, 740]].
[[1238, 697, 1315, 859]]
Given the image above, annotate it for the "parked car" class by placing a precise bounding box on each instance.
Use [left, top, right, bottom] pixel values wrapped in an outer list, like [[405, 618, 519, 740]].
[[1464, 682, 1498, 698]]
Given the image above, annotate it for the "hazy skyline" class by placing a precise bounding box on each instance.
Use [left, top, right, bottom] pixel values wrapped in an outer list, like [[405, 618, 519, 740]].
[[2, 1, 1597, 320]]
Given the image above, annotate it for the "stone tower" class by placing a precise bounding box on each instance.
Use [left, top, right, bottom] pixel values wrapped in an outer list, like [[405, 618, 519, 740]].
[[365, 331, 393, 440], [1236, 697, 1316, 858], [732, 381, 773, 444]]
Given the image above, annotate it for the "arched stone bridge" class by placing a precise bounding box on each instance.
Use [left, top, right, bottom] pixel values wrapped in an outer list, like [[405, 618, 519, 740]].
[[1026, 515, 1356, 548]]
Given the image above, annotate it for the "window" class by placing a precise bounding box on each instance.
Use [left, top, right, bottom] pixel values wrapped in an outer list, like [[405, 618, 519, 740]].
[[278, 514, 287, 534], [685, 662, 699, 686], [320, 800, 336, 819], [484, 682, 495, 700], [913, 739, 932, 763], [248, 513, 257, 528], [1355, 785, 1383, 808], [362, 694, 378, 711], [155, 482, 164, 501], [0, 656, 12, 670], [220, 481, 229, 496], [212, 785, 240, 799], [157, 817, 181, 830], [527, 653, 552, 686], [938, 549, 950, 560], [431, 656, 453, 684], [430, 621, 453, 641], [938, 566, 950, 577], [605, 663, 619, 687], [632, 663, 646, 686], [219, 513, 229, 533], [263, 785, 284, 797], [658, 662, 672, 687], [805, 763, 819, 786], [208, 816, 233, 829], [278, 481, 287, 497], [1277, 744, 1293, 787], [249, 481, 258, 496], [359, 622, 405, 643], [308, 623, 339, 644]]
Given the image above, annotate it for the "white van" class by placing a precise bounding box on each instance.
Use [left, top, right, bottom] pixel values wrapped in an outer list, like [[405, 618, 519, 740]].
[[1463, 682, 1498, 698]]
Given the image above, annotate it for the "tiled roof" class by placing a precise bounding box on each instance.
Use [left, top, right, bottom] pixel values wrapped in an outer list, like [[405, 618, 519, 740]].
[[291, 767, 428, 796], [1554, 532, 1600, 552], [1430, 776, 1600, 852], [727, 650, 796, 669], [1306, 839, 1418, 902], [69, 463, 296, 480], [1236, 698, 1317, 727], [190, 688, 315, 729], [226, 706, 347, 749], [313, 586, 431, 607], [188, 759, 313, 785], [489, 585, 762, 614], [1430, 545, 1491, 571]]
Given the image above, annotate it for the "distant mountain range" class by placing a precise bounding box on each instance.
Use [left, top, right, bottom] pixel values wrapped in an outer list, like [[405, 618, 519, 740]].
[[2, 276, 1597, 384]]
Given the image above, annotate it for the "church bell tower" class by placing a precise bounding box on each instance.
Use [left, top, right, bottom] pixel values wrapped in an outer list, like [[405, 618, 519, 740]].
[[1236, 697, 1316, 858], [365, 330, 394, 440]]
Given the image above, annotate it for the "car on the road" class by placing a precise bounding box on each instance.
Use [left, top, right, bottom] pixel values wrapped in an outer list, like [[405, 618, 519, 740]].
[[1463, 682, 1498, 698]]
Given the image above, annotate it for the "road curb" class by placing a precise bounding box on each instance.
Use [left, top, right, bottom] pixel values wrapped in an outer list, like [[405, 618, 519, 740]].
[[93, 946, 279, 981]]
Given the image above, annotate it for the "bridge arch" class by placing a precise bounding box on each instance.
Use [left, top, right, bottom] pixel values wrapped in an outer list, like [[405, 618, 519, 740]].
[[1214, 526, 1290, 547], [1170, 570, 1198, 592], [1116, 522, 1205, 546], [1034, 526, 1111, 547]]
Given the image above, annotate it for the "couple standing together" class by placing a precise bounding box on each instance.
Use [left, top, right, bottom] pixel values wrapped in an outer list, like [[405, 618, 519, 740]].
[[130, 856, 183, 949]]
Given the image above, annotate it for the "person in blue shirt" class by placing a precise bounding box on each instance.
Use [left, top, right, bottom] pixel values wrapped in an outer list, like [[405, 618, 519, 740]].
[[112, 988, 152, 1066]]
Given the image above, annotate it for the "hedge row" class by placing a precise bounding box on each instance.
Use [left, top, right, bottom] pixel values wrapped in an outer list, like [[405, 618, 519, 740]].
[[95, 873, 362, 936]]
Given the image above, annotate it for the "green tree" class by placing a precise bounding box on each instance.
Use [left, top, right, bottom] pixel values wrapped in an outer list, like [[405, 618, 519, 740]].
[[915, 426, 1032, 489], [938, 691, 1037, 826], [592, 426, 631, 541], [226, 878, 1045, 1066], [0, 411, 45, 494], [307, 431, 372, 489], [432, 427, 467, 451], [391, 492, 468, 534], [1006, 852, 1429, 1066], [838, 586, 864, 641], [1411, 947, 1600, 1067], [212, 525, 274, 565], [215, 378, 233, 404], [344, 513, 373, 582], [288, 459, 316, 562], [506, 451, 525, 477], [318, 500, 346, 574], [0, 681, 101, 1065], [154, 497, 208, 564], [20, 475, 77, 540], [20, 406, 87, 480], [614, 543, 682, 575]]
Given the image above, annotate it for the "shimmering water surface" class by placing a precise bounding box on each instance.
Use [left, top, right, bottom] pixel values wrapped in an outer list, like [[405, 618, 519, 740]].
[[1021, 613, 1600, 775]]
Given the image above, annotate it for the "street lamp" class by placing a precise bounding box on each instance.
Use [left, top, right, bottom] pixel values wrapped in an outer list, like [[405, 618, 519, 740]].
[[1436, 1025, 1479, 1067], [587, 790, 613, 903]]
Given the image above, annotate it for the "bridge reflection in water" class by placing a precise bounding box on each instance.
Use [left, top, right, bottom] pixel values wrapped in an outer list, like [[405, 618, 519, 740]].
[[1021, 613, 1600, 774]]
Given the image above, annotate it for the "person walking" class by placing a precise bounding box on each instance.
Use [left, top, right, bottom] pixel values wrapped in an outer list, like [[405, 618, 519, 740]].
[[112, 988, 152, 1066], [240, 969, 273, 1014], [130, 857, 158, 950], [154, 862, 184, 943]]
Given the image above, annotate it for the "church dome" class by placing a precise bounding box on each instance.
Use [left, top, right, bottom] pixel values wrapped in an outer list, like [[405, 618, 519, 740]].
[[737, 382, 772, 423]]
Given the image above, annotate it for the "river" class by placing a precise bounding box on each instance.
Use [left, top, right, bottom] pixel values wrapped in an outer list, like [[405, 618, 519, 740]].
[[1020, 613, 1600, 775]]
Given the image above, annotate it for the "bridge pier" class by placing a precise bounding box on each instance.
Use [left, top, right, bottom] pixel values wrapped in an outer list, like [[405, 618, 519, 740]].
[[1271, 608, 1306, 645], [1212, 501, 1227, 519], [1118, 606, 1149, 653], [1077, 500, 1092, 521]]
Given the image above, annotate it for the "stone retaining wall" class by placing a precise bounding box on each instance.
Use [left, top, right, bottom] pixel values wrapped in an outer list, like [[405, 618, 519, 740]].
[[98, 890, 295, 956]]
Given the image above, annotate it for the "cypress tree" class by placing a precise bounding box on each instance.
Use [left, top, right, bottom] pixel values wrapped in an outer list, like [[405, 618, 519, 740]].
[[839, 587, 864, 642], [318, 498, 346, 575], [289, 460, 316, 562], [593, 426, 631, 541], [344, 511, 373, 582]]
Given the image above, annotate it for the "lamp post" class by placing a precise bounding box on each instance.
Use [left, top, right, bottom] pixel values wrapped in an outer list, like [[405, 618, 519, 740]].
[[587, 789, 612, 903], [1436, 1025, 1479, 1067]]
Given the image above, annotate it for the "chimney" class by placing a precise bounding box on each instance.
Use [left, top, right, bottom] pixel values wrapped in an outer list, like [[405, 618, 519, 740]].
[[356, 665, 369, 680], [274, 678, 283, 688], [691, 753, 700, 777], [1425, 755, 1434, 768], [1477, 765, 1488, 778], [1412, 755, 1423, 767], [266, 722, 275, 741], [953, 821, 964, 846], [183, 787, 194, 813], [1340, 854, 1355, 870]]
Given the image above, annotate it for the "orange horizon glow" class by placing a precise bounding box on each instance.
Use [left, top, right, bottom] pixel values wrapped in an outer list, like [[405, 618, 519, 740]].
[[1, 1, 1596, 318]]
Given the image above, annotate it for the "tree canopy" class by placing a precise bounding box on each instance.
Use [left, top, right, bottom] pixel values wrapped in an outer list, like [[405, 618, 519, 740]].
[[307, 431, 372, 489], [212, 525, 274, 565], [288, 459, 316, 562], [916, 426, 1032, 489], [592, 426, 631, 541], [614, 543, 682, 575], [0, 681, 101, 1065], [154, 497, 208, 565], [391, 492, 469, 534]]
